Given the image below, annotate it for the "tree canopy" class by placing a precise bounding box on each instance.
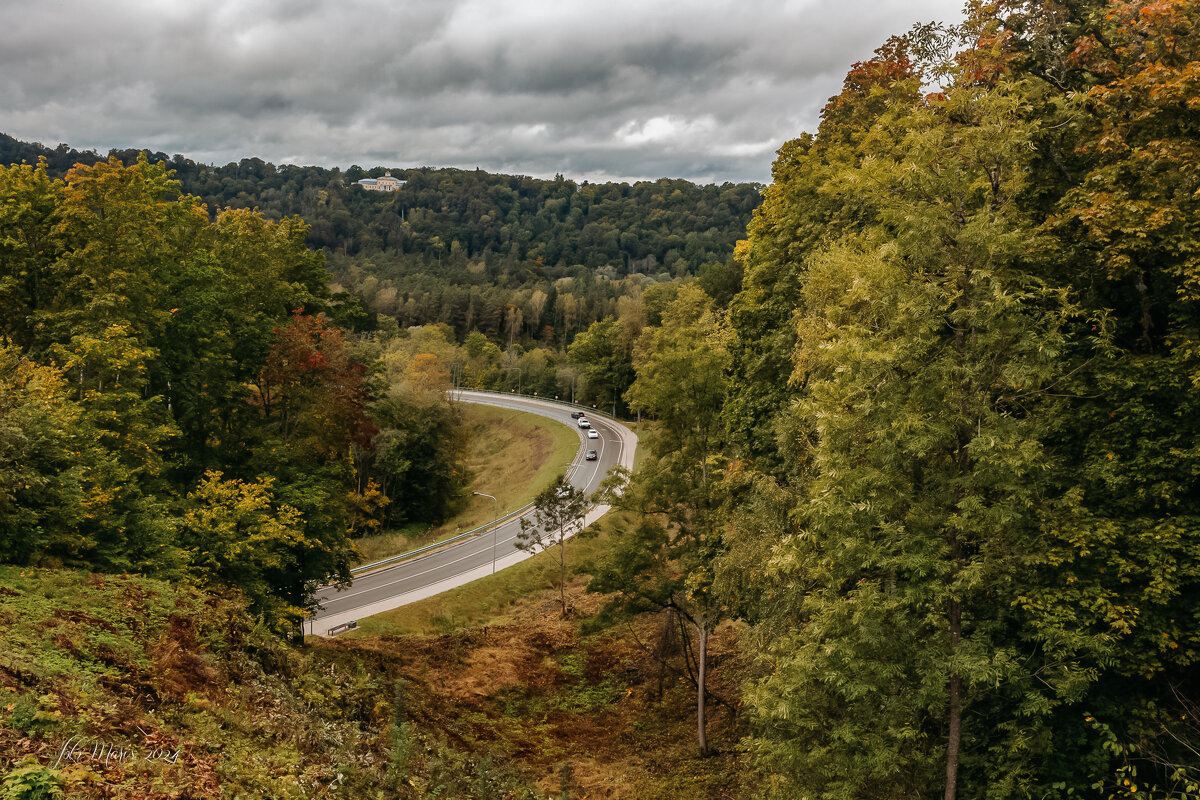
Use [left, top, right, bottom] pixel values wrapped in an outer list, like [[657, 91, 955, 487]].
[[717, 4, 1200, 797], [0, 156, 472, 631]]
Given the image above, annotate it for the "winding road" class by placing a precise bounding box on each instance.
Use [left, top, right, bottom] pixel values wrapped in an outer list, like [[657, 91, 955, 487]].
[[307, 391, 637, 636]]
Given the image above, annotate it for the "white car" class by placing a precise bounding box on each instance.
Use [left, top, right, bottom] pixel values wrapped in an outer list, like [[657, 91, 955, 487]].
[[577, 418, 590, 428], [587, 429, 599, 439]]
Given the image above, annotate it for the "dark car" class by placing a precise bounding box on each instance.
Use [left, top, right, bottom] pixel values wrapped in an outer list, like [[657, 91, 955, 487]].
[[585, 449, 598, 461], [571, 411, 585, 418]]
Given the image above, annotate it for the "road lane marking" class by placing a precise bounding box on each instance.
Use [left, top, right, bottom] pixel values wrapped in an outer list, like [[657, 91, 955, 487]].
[[316, 391, 635, 619]]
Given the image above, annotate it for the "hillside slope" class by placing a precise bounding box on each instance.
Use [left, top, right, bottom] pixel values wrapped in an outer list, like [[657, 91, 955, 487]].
[[1, 563, 748, 799], [0, 566, 535, 798]]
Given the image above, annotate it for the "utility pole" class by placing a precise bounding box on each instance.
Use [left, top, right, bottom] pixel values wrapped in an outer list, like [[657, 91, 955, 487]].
[[473, 491, 500, 573]]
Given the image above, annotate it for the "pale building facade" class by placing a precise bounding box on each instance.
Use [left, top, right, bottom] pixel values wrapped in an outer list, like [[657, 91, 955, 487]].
[[357, 172, 405, 192]]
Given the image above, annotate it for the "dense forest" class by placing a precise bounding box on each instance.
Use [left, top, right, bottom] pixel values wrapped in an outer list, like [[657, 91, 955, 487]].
[[0, 133, 762, 345], [0, 156, 472, 630], [3, 0, 1200, 797], [591, 1, 1199, 796]]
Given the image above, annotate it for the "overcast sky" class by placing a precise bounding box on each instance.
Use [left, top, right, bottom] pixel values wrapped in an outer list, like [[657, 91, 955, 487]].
[[2, 0, 964, 184]]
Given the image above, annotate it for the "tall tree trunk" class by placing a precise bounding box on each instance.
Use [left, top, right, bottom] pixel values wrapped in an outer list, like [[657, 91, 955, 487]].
[[697, 612, 709, 756], [944, 597, 962, 800], [559, 532, 567, 617], [945, 273, 970, 800], [1136, 270, 1155, 348], [944, 526, 964, 800]]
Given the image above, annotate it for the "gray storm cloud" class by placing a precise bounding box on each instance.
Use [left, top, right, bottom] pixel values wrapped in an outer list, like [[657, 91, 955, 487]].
[[1, 0, 964, 183]]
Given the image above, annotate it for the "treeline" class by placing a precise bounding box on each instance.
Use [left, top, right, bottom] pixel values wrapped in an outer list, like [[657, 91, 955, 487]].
[[584, 2, 1200, 798], [0, 133, 761, 344], [0, 157, 470, 630], [370, 277, 701, 422]]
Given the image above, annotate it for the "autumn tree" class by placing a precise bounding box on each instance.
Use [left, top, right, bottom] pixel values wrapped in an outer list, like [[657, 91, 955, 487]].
[[0, 151, 480, 635], [0, 158, 64, 350], [244, 313, 374, 612], [253, 313, 374, 455], [724, 32, 927, 469], [964, 1, 1200, 789], [720, 60, 1116, 796]]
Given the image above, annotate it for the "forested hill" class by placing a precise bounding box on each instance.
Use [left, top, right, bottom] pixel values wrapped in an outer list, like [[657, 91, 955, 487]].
[[0, 133, 761, 278]]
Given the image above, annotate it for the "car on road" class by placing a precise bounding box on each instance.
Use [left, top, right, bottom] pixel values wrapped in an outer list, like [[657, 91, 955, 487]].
[[570, 411, 585, 419], [585, 449, 598, 461], [577, 418, 590, 428], [587, 429, 599, 439]]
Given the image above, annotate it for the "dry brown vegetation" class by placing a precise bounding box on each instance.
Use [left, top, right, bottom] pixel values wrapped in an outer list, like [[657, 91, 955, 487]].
[[2, 554, 750, 798], [334, 572, 751, 799]]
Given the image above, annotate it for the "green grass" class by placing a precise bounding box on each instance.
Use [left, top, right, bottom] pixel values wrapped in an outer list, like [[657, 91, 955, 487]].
[[352, 403, 580, 565], [345, 511, 634, 637], [0, 565, 546, 798], [628, 420, 651, 473]]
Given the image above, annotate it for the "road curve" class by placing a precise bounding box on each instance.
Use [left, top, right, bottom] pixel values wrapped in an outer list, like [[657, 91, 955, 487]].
[[307, 391, 637, 636]]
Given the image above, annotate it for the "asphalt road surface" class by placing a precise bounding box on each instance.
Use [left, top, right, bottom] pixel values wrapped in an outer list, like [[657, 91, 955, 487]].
[[308, 391, 635, 636]]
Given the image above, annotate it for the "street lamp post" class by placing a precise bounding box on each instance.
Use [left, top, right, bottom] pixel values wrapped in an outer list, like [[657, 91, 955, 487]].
[[473, 491, 499, 573]]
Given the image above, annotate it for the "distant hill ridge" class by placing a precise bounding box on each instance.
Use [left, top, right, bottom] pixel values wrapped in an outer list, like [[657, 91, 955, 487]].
[[0, 132, 762, 276]]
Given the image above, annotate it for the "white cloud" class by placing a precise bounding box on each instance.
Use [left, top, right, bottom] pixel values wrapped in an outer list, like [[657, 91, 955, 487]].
[[616, 116, 716, 147], [0, 0, 966, 182]]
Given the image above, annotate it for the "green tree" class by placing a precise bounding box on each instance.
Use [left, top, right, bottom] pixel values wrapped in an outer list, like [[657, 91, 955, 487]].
[[590, 284, 730, 755], [724, 77, 1092, 798], [0, 158, 64, 350], [367, 391, 471, 526], [179, 471, 310, 626], [566, 316, 634, 415], [0, 346, 83, 564], [517, 475, 587, 617], [50, 324, 178, 572]]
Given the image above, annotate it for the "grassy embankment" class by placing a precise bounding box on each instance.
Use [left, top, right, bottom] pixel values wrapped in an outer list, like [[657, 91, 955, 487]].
[[1, 529, 748, 800], [348, 418, 649, 637], [2, 416, 744, 799], [346, 512, 628, 638], [0, 565, 552, 798], [353, 403, 580, 565], [339, 500, 749, 800]]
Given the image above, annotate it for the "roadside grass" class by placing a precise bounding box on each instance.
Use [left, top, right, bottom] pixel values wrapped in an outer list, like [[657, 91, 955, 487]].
[[334, 499, 751, 800], [628, 420, 651, 472], [345, 510, 634, 637], [352, 403, 580, 565]]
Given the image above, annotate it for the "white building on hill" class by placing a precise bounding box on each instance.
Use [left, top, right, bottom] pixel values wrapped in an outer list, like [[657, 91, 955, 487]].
[[357, 172, 405, 192]]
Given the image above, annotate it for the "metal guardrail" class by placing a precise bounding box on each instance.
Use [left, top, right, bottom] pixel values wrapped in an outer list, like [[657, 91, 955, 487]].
[[350, 500, 537, 575], [452, 388, 638, 424]]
